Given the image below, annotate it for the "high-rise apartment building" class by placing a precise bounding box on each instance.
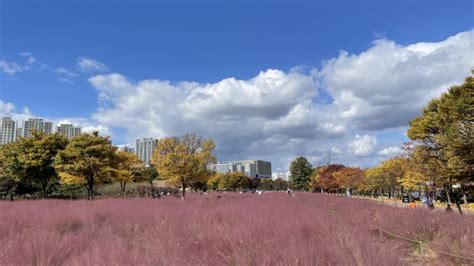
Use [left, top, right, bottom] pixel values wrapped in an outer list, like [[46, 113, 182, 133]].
[[135, 138, 158, 165], [56, 124, 81, 139], [208, 160, 272, 178], [0, 117, 16, 145], [22, 118, 52, 138]]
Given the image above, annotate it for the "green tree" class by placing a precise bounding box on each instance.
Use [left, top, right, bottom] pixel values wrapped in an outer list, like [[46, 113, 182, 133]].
[[19, 132, 68, 198], [273, 178, 289, 191], [408, 74, 473, 213], [258, 178, 274, 191], [141, 165, 159, 187], [152, 133, 216, 199], [290, 156, 313, 191], [0, 143, 23, 201], [54, 132, 117, 200], [219, 172, 250, 191], [207, 174, 222, 191]]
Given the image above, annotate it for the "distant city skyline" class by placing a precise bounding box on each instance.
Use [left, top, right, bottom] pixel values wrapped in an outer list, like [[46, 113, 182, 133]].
[[1, 1, 473, 171]]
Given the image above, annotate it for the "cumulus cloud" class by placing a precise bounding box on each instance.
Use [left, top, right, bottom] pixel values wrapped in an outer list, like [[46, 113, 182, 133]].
[[316, 30, 474, 130], [3, 30, 470, 170], [0, 100, 16, 114], [82, 30, 473, 169], [0, 100, 36, 122], [77, 57, 108, 72], [378, 146, 404, 157], [348, 134, 377, 157]]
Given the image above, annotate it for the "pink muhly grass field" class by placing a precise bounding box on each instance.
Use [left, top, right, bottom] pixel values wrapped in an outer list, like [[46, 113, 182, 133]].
[[0, 193, 473, 265]]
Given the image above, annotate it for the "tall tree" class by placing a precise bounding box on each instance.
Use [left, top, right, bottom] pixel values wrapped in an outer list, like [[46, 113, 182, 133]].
[[20, 132, 68, 198], [152, 133, 216, 199], [0, 143, 22, 201], [54, 132, 117, 200], [290, 156, 313, 191], [408, 74, 473, 213]]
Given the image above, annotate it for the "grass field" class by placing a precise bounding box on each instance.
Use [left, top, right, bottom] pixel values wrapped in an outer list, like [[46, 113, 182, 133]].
[[1, 192, 473, 265]]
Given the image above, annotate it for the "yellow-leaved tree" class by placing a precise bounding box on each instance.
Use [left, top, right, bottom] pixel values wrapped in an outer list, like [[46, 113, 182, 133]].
[[54, 132, 117, 200], [112, 151, 144, 197], [152, 134, 216, 199]]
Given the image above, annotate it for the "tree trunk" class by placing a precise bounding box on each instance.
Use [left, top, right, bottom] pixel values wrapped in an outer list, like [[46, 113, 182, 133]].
[[181, 184, 186, 200], [455, 199, 463, 215], [120, 182, 126, 198], [87, 179, 94, 200], [445, 186, 451, 205], [41, 181, 47, 199]]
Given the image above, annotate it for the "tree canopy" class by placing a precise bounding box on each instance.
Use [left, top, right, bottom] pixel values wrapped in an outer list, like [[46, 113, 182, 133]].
[[54, 132, 117, 200], [290, 156, 313, 191], [152, 133, 216, 199], [407, 75, 473, 211]]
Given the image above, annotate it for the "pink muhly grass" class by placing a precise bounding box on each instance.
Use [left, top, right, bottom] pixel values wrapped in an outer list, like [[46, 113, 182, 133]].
[[0, 193, 472, 265]]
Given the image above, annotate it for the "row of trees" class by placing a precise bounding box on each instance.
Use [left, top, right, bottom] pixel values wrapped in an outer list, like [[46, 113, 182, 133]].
[[288, 75, 473, 213], [0, 132, 147, 200], [0, 129, 292, 200], [207, 172, 289, 192], [1, 75, 471, 203]]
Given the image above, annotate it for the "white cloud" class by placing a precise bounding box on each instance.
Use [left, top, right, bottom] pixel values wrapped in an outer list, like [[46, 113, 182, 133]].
[[19, 52, 36, 65], [82, 30, 474, 170], [0, 52, 37, 75], [0, 61, 25, 75], [77, 57, 108, 72], [0, 100, 16, 114], [55, 67, 79, 84], [348, 134, 377, 157], [0, 100, 36, 122], [378, 146, 404, 157], [316, 30, 474, 130], [55, 67, 78, 78], [3, 30, 471, 170]]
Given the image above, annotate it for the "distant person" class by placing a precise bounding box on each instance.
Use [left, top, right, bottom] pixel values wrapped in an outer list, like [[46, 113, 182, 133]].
[[427, 201, 435, 210], [445, 204, 453, 212], [287, 188, 292, 195]]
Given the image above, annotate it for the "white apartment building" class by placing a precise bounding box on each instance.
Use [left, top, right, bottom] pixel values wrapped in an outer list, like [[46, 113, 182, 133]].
[[135, 138, 158, 165], [208, 160, 272, 178], [0, 117, 16, 145], [56, 124, 81, 139], [21, 118, 52, 138]]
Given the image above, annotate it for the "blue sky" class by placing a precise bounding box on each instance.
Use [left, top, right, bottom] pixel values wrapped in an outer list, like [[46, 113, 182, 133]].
[[1, 0, 473, 171]]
